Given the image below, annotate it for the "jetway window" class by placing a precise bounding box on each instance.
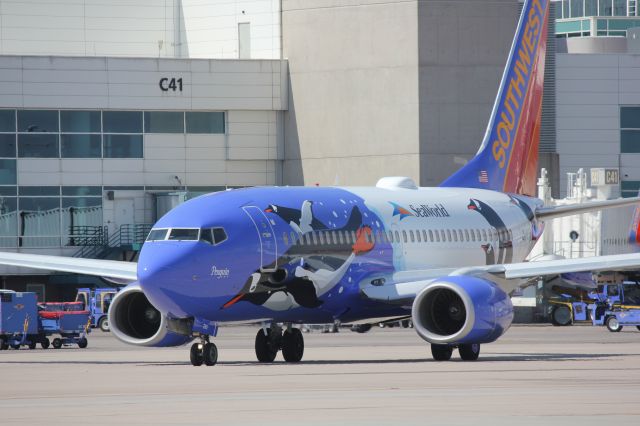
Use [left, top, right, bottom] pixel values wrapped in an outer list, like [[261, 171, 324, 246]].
[[103, 111, 143, 133], [61, 111, 101, 133], [103, 135, 143, 158], [169, 228, 199, 241], [0, 134, 16, 157], [61, 134, 102, 158], [147, 229, 168, 241], [144, 111, 184, 133], [18, 110, 58, 133], [18, 134, 59, 158], [186, 112, 225, 134], [0, 110, 16, 132]]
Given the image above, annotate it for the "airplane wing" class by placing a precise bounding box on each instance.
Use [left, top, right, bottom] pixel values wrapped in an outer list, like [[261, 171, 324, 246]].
[[362, 252, 640, 303], [0, 251, 137, 281], [535, 196, 640, 221]]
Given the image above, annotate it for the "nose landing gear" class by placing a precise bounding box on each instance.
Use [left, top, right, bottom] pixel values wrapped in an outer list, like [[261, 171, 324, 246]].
[[189, 336, 218, 366], [255, 324, 305, 363]]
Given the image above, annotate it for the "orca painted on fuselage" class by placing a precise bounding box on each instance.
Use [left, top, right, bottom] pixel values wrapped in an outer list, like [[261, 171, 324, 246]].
[[467, 198, 513, 264], [221, 201, 374, 311]]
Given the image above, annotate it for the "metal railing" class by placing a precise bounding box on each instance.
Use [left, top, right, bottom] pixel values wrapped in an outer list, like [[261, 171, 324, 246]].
[[72, 224, 152, 259]]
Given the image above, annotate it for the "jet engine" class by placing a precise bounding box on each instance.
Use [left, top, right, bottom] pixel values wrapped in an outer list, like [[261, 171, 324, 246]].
[[108, 283, 192, 347], [411, 276, 513, 345]]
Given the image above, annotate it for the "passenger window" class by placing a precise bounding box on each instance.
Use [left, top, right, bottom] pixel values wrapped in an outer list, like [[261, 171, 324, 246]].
[[395, 231, 400, 242], [416, 230, 421, 243], [482, 229, 487, 241], [388, 231, 394, 243], [465, 229, 470, 242], [409, 230, 415, 243], [428, 230, 434, 242], [446, 229, 451, 242], [452, 230, 458, 242], [169, 228, 199, 241], [402, 230, 408, 243]]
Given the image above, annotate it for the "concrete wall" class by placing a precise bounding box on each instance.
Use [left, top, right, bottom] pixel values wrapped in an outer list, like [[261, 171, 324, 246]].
[[282, 0, 420, 186], [418, 0, 519, 187], [282, 0, 519, 187], [556, 53, 640, 197], [0, 0, 281, 59]]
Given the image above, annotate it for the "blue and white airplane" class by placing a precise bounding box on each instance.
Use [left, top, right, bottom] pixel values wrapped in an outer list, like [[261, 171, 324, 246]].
[[2, 0, 640, 365]]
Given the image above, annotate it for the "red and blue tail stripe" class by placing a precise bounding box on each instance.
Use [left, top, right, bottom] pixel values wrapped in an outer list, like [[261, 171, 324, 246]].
[[440, 0, 550, 196]]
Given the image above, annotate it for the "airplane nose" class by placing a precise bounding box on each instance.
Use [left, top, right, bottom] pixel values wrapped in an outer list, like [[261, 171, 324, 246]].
[[136, 242, 203, 317]]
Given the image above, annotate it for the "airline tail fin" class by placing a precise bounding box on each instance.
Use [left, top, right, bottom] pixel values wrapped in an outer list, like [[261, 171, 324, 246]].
[[440, 0, 550, 196]]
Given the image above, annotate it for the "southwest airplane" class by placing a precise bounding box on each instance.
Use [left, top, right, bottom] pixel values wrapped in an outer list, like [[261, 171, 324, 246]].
[[2, 0, 640, 366]]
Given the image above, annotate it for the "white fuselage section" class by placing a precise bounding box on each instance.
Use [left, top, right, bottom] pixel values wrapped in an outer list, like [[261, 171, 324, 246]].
[[348, 186, 541, 272]]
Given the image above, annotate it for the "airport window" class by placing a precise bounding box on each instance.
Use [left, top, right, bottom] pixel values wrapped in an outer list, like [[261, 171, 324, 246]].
[[614, 0, 626, 16], [599, 0, 613, 15], [168, 228, 199, 241], [621, 107, 640, 128], [147, 229, 168, 241], [61, 110, 101, 133], [18, 134, 59, 158], [61, 134, 102, 158], [585, 0, 597, 15], [103, 111, 143, 133], [0, 159, 16, 185], [570, 0, 583, 17], [62, 186, 102, 197], [0, 196, 17, 247], [0, 110, 15, 132], [103, 134, 143, 158], [0, 134, 16, 157], [18, 110, 58, 133], [144, 111, 184, 133], [186, 112, 225, 134], [19, 186, 60, 196], [62, 197, 101, 208]]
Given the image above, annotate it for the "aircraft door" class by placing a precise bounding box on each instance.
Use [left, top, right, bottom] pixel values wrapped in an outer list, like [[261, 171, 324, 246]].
[[242, 206, 278, 272]]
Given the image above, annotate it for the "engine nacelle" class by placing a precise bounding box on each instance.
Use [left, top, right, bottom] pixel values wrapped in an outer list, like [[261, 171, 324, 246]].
[[108, 283, 193, 347], [411, 276, 513, 345]]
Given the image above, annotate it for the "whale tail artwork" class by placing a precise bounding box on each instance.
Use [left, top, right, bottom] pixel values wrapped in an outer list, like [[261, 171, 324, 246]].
[[440, 0, 550, 197]]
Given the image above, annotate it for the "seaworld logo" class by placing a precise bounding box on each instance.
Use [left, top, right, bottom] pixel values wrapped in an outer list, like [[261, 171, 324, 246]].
[[390, 202, 450, 220]]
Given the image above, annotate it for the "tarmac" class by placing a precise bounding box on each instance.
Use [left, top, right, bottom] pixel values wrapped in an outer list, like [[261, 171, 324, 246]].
[[1, 324, 640, 425]]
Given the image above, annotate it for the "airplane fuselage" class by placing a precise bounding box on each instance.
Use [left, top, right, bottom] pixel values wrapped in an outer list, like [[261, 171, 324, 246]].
[[137, 186, 544, 325]]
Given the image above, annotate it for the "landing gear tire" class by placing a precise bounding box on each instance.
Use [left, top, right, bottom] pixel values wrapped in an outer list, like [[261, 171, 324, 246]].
[[41, 338, 50, 349], [459, 343, 481, 361], [52, 338, 62, 349], [255, 328, 279, 363], [431, 344, 453, 361], [551, 305, 572, 326], [282, 328, 304, 363], [190, 343, 204, 366], [203, 343, 218, 366], [606, 316, 623, 332], [98, 317, 110, 332]]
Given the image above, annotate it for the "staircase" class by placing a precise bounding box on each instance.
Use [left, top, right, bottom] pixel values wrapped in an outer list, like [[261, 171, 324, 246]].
[[72, 224, 152, 260]]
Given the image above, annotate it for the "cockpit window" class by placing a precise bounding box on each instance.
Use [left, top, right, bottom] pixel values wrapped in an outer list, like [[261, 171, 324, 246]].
[[200, 227, 227, 245], [146, 229, 168, 241], [168, 228, 200, 241]]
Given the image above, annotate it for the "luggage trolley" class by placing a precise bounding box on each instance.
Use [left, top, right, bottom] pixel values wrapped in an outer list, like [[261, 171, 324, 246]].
[[38, 302, 91, 349], [0, 291, 43, 350]]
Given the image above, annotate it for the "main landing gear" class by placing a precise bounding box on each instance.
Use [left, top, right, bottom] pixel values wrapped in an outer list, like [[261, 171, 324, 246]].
[[189, 335, 218, 366], [255, 324, 304, 363], [431, 343, 480, 361]]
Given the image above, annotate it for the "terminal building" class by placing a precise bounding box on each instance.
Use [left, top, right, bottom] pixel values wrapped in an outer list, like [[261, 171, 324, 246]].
[[0, 0, 639, 302]]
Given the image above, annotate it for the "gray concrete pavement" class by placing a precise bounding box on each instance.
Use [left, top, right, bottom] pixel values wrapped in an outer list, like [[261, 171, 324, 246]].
[[1, 325, 639, 425]]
